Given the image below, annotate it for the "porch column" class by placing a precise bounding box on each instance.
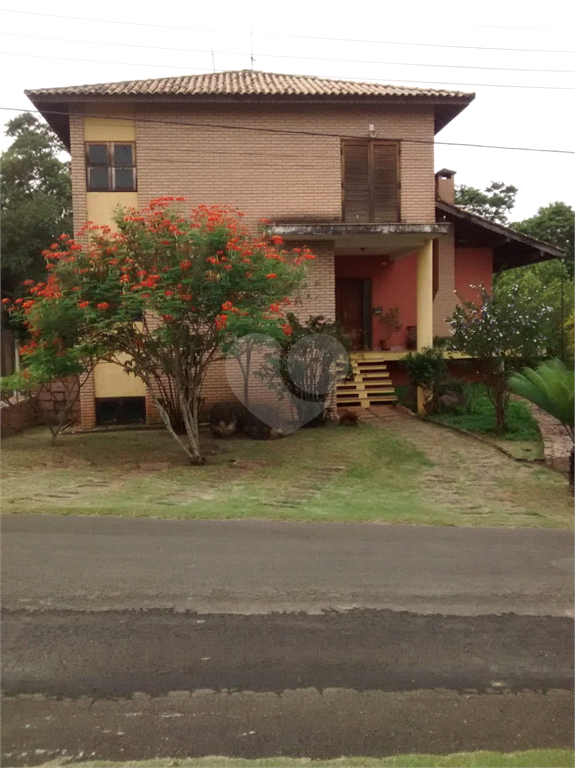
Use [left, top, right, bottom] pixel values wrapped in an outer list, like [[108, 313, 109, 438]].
[[416, 239, 434, 413]]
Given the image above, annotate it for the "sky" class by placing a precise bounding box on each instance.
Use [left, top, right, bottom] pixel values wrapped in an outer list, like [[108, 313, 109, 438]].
[[1, 0, 573, 221]]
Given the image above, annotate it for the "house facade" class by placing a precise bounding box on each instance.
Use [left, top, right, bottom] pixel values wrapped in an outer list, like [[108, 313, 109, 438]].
[[26, 70, 562, 425]]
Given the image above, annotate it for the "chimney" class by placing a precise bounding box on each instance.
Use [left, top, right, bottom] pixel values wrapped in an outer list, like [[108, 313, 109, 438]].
[[435, 168, 456, 204]]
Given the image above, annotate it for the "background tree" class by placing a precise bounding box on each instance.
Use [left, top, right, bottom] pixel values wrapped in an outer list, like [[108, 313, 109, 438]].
[[14, 200, 313, 464], [448, 285, 552, 434], [495, 260, 573, 362], [1, 113, 72, 298], [512, 202, 574, 276], [455, 181, 518, 224]]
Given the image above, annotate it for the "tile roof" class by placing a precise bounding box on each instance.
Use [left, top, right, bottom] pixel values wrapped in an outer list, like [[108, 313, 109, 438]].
[[25, 70, 473, 100]]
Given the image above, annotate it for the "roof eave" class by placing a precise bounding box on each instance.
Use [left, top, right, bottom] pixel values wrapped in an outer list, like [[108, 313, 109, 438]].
[[436, 200, 565, 260]]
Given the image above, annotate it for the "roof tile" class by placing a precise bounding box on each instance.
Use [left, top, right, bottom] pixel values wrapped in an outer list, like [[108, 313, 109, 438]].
[[26, 69, 473, 100]]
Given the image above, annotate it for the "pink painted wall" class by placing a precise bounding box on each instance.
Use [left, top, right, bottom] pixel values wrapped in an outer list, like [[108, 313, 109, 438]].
[[335, 253, 417, 349], [454, 248, 493, 304]]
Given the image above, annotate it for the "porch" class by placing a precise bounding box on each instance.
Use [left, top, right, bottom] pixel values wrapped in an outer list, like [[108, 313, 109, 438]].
[[269, 222, 451, 410]]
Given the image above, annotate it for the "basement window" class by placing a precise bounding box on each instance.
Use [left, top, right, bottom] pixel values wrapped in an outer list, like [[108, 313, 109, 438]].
[[86, 143, 136, 191], [95, 396, 146, 425]]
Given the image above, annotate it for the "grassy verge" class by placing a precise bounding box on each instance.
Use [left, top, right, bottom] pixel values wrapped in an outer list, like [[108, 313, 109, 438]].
[[2, 419, 572, 528], [40, 748, 575, 767]]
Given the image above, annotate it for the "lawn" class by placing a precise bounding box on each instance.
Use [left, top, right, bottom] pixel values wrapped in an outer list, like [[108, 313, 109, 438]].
[[39, 749, 575, 767], [2, 418, 572, 528], [400, 383, 544, 461]]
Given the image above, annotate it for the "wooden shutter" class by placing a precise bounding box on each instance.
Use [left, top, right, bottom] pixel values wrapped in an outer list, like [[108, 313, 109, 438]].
[[342, 140, 400, 223], [342, 140, 370, 223], [372, 142, 399, 223]]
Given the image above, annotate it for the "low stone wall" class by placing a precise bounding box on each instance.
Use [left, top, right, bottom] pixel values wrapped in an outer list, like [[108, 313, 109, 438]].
[[1, 377, 81, 438], [0, 396, 38, 437]]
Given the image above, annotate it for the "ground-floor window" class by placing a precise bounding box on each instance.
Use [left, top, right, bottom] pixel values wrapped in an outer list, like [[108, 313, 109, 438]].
[[95, 397, 146, 426]]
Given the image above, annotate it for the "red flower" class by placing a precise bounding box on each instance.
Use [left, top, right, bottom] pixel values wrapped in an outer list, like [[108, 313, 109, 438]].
[[1, 298, 11, 305], [96, 302, 110, 310], [215, 313, 228, 331], [222, 301, 233, 311], [164, 290, 174, 297], [78, 301, 90, 308], [266, 273, 277, 279], [282, 324, 293, 336], [180, 260, 192, 270], [162, 314, 174, 322]]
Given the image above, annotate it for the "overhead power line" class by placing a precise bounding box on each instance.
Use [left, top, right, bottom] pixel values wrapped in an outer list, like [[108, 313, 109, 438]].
[[0, 7, 573, 54], [2, 52, 574, 92], [2, 106, 573, 155], [1, 31, 574, 74]]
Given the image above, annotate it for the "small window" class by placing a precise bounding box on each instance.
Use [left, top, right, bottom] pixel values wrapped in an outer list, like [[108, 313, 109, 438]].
[[86, 142, 136, 191], [95, 396, 146, 425]]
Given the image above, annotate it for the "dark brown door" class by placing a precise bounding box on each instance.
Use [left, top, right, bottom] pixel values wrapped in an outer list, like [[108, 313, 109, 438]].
[[336, 278, 368, 350]]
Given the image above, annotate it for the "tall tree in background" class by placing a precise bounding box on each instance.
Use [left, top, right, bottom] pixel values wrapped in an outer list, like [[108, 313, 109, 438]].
[[513, 202, 574, 276], [455, 181, 518, 224], [1, 114, 72, 298]]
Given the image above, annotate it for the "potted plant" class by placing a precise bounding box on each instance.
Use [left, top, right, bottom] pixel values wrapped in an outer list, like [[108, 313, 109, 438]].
[[378, 307, 402, 350]]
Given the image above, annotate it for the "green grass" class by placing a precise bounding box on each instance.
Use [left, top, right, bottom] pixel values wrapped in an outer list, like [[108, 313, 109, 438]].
[[430, 384, 541, 441], [2, 419, 572, 528], [39, 749, 575, 767], [1, 424, 436, 524]]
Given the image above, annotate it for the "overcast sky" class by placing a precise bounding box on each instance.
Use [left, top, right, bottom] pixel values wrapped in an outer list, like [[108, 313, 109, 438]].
[[1, 0, 573, 221]]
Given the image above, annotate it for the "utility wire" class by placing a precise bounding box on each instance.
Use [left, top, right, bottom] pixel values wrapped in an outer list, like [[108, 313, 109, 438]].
[[2, 106, 574, 155], [2, 52, 574, 91], [0, 7, 573, 54], [1, 31, 573, 74]]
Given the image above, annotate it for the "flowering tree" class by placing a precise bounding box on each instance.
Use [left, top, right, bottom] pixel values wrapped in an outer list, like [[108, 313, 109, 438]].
[[448, 285, 552, 434], [1, 287, 101, 443], [7, 199, 313, 463]]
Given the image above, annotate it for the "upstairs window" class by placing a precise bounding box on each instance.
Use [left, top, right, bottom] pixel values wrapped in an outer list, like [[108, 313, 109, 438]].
[[86, 142, 136, 191], [342, 139, 400, 223]]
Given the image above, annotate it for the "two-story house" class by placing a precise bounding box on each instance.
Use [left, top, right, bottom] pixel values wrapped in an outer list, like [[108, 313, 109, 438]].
[[26, 70, 562, 426]]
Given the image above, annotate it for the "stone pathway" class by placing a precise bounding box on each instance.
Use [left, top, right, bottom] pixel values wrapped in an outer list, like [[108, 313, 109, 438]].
[[363, 405, 570, 524]]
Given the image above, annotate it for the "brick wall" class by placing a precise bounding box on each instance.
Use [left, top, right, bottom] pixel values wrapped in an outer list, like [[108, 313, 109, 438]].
[[134, 103, 435, 225], [70, 100, 435, 427], [1, 378, 81, 438]]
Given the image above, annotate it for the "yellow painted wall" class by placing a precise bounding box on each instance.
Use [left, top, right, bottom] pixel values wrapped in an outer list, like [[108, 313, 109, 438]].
[[93, 355, 147, 398], [86, 191, 138, 228], [84, 112, 136, 142]]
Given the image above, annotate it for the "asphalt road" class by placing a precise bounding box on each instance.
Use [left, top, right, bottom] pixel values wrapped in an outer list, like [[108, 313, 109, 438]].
[[2, 515, 574, 615], [1, 515, 574, 766]]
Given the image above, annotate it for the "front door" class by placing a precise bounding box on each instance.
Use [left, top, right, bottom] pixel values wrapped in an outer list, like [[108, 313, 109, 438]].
[[335, 278, 371, 350]]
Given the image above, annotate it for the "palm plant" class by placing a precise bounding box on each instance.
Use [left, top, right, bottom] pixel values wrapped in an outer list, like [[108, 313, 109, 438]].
[[509, 359, 573, 439], [509, 358, 574, 485]]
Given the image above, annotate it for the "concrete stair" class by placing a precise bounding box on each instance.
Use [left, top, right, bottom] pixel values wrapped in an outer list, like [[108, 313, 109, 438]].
[[336, 355, 397, 408]]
